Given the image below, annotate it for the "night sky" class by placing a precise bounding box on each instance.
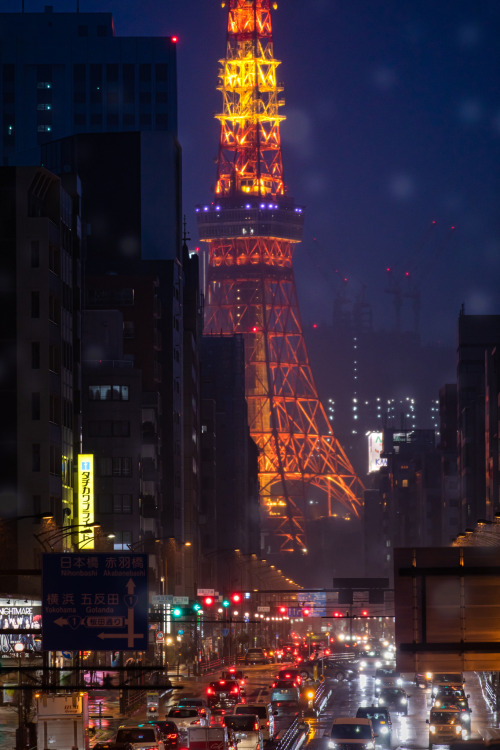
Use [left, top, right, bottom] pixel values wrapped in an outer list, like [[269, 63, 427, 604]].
[[11, 0, 500, 346]]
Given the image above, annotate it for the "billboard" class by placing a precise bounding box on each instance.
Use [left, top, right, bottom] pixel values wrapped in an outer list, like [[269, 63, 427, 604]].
[[395, 547, 500, 671], [367, 432, 386, 473], [77, 454, 94, 549]]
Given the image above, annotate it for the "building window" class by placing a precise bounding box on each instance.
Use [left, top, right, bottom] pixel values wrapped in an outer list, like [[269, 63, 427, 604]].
[[156, 64, 168, 82], [114, 494, 133, 513], [97, 457, 132, 477], [139, 64, 151, 83], [123, 321, 135, 339], [32, 392, 40, 420], [49, 394, 60, 424], [32, 444, 41, 472], [31, 291, 40, 318], [113, 530, 132, 551], [32, 342, 40, 369], [49, 345, 60, 373], [97, 25, 108, 37], [78, 25, 88, 36], [30, 240, 40, 268], [74, 113, 86, 127], [88, 385, 130, 401], [123, 113, 135, 127], [49, 445, 61, 475]]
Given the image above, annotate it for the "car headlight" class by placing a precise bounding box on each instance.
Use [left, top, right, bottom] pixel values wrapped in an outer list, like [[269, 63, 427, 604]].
[[366, 742, 374, 749], [455, 726, 462, 734], [397, 678, 403, 686], [328, 742, 337, 749], [379, 726, 389, 735], [375, 661, 382, 668], [429, 726, 436, 734], [375, 678, 381, 685], [360, 660, 367, 667], [461, 714, 470, 722], [400, 698, 407, 705]]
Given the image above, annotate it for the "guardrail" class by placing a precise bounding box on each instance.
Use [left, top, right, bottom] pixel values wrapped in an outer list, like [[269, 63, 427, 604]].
[[312, 678, 332, 715], [275, 716, 310, 750]]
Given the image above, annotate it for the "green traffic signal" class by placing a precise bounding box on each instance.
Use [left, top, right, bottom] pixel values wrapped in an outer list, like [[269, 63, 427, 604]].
[[222, 599, 230, 608], [172, 607, 182, 617], [193, 603, 202, 612]]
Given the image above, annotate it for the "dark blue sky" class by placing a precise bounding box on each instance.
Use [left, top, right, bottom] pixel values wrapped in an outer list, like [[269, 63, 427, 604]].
[[12, 0, 500, 345]]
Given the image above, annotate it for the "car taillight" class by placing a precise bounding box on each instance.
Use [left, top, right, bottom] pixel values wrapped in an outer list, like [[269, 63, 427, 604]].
[[266, 721, 269, 727], [190, 720, 200, 725], [167, 734, 178, 740], [207, 687, 214, 695], [254, 723, 259, 731], [231, 687, 239, 694]]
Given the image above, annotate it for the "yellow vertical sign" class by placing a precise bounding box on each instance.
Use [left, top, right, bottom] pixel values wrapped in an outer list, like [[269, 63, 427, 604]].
[[78, 454, 94, 549]]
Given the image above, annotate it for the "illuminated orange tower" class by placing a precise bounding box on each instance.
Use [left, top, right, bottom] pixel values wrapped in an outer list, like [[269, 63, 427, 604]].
[[197, 0, 363, 552]]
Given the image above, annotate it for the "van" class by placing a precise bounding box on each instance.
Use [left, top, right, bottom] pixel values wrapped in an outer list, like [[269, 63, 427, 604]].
[[222, 715, 263, 750], [244, 649, 269, 665], [329, 717, 376, 750], [427, 708, 468, 747], [431, 673, 464, 696], [234, 703, 274, 741]]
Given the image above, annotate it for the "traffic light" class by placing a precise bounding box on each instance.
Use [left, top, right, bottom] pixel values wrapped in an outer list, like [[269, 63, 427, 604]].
[[172, 606, 183, 617], [278, 605, 287, 615], [302, 607, 311, 617], [193, 603, 202, 612], [361, 609, 369, 617], [231, 593, 242, 605], [333, 611, 344, 618], [222, 598, 230, 608], [203, 596, 214, 607]]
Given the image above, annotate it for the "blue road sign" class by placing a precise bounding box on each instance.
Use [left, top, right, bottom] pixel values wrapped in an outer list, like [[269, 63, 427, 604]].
[[42, 553, 148, 651]]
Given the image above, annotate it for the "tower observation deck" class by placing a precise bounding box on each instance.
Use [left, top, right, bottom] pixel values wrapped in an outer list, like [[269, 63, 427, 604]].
[[197, 0, 363, 553]]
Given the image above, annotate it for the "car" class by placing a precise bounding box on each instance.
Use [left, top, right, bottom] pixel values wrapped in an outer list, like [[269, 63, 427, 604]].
[[222, 668, 248, 696], [270, 681, 301, 704], [329, 717, 376, 750], [431, 673, 464, 696], [234, 703, 275, 741], [172, 699, 211, 724], [114, 725, 165, 750], [165, 707, 209, 729], [206, 679, 240, 710], [415, 672, 433, 688], [433, 693, 471, 724], [271, 699, 300, 719], [427, 708, 469, 747], [355, 707, 392, 746], [276, 668, 302, 685], [145, 721, 181, 749], [222, 715, 263, 750], [377, 687, 409, 715], [245, 648, 269, 665], [374, 668, 403, 693], [433, 686, 470, 709]]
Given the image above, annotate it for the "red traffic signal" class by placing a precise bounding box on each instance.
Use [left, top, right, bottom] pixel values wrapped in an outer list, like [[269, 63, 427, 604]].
[[231, 593, 242, 604], [333, 611, 343, 618], [361, 609, 369, 617], [278, 606, 287, 615], [302, 607, 311, 617], [203, 596, 214, 607]]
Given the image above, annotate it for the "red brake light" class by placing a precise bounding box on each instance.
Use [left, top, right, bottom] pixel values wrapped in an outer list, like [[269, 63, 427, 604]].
[[230, 686, 239, 694], [229, 668, 236, 673], [206, 687, 214, 695]]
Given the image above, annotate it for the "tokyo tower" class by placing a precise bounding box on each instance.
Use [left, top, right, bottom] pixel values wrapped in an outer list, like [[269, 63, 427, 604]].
[[197, 0, 363, 553]]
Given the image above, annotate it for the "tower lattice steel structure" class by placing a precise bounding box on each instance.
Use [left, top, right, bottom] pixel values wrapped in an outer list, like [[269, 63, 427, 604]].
[[197, 0, 363, 553]]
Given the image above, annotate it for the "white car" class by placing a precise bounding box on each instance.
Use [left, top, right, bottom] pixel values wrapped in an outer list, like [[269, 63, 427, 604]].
[[223, 715, 263, 750], [234, 703, 274, 741], [165, 707, 209, 729], [115, 724, 165, 750]]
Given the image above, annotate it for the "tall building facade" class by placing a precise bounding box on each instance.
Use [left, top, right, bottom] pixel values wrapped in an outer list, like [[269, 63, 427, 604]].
[[457, 312, 500, 527], [0, 165, 82, 590], [0, 8, 188, 596]]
